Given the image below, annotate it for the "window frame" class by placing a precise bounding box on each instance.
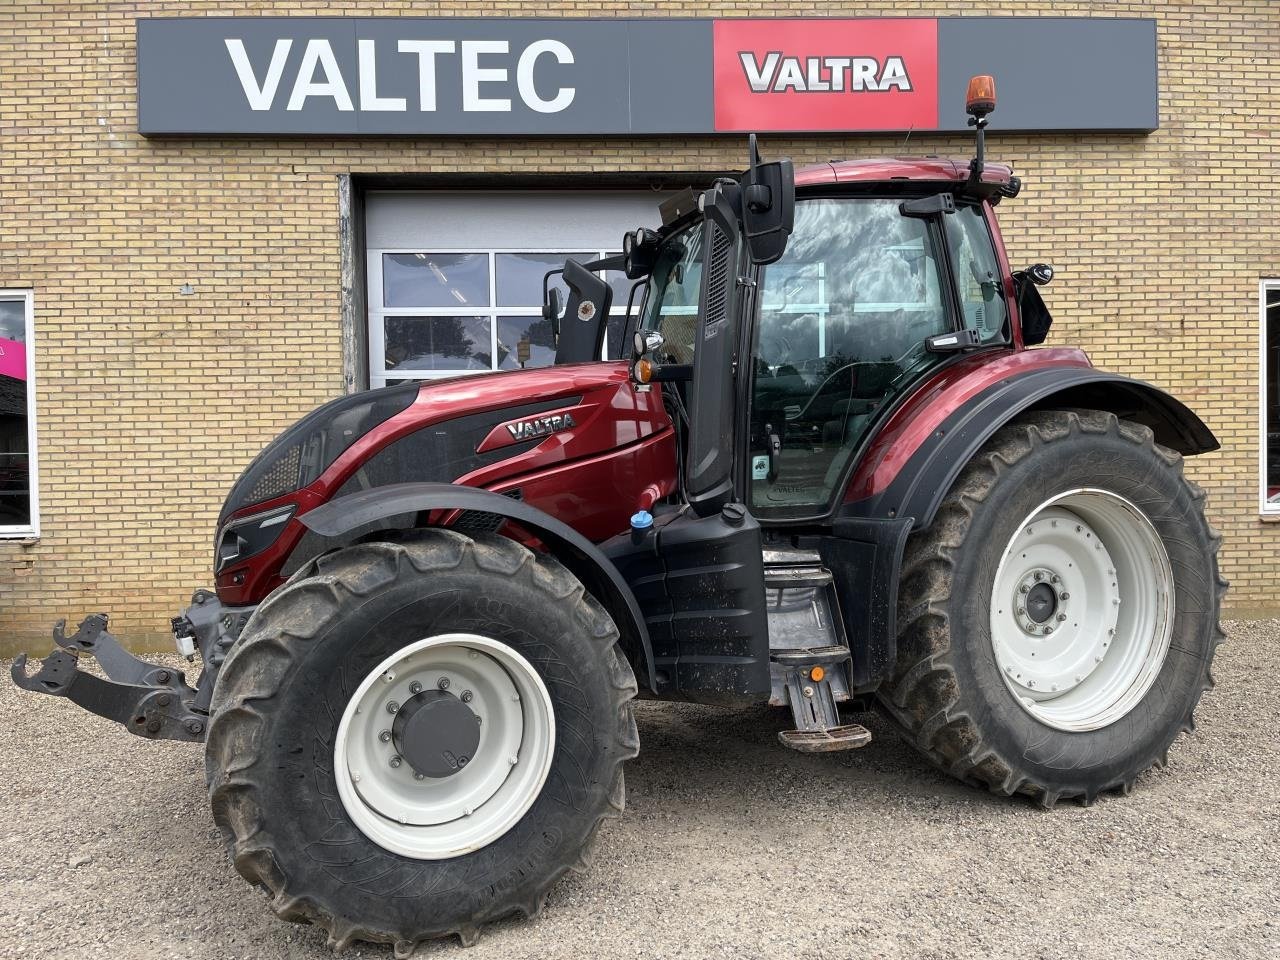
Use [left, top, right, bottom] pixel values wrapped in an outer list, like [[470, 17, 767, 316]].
[[0, 289, 38, 540], [366, 247, 623, 387], [1259, 279, 1280, 516]]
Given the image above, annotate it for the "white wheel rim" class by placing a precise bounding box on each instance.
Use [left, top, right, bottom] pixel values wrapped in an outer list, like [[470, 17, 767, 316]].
[[333, 633, 555, 860], [989, 489, 1174, 732]]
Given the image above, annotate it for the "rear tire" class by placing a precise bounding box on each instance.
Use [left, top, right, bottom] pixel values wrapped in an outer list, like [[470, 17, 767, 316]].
[[879, 410, 1226, 806], [206, 530, 638, 951]]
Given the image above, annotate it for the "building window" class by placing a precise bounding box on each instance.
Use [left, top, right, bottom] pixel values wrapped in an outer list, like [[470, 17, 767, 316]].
[[367, 249, 632, 388], [1262, 281, 1280, 514], [0, 290, 37, 538]]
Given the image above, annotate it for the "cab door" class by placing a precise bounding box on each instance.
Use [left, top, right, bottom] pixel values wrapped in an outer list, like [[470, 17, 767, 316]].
[[746, 197, 962, 521]]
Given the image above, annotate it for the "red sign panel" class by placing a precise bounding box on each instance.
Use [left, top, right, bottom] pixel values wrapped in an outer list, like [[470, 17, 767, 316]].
[[713, 18, 939, 133]]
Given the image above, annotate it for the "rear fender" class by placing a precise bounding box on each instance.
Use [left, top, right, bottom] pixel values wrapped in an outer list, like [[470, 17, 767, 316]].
[[299, 482, 657, 693], [843, 366, 1219, 531]]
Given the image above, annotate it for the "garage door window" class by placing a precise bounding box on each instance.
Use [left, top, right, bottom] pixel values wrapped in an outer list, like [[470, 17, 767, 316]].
[[0, 290, 38, 538], [368, 249, 624, 387]]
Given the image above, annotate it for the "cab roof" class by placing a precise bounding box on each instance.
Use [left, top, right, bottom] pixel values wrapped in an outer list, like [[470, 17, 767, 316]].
[[795, 157, 1015, 191]]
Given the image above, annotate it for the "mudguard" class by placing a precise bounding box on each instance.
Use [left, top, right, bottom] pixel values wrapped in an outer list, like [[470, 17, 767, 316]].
[[299, 482, 657, 693], [843, 367, 1219, 531]]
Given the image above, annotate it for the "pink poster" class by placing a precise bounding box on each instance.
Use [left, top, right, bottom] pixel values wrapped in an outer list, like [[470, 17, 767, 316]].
[[0, 336, 27, 382]]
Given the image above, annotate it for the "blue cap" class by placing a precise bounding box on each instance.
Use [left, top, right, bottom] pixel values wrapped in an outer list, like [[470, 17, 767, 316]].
[[630, 510, 654, 530]]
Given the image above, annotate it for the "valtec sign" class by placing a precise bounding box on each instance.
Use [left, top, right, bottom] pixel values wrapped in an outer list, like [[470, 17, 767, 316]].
[[136, 17, 1158, 136]]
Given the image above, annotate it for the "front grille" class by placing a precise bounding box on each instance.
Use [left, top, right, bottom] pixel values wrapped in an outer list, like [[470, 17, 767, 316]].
[[243, 445, 301, 505]]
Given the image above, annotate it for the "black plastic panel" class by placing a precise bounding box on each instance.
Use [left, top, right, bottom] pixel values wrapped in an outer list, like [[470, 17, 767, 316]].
[[820, 517, 913, 691], [604, 507, 770, 701]]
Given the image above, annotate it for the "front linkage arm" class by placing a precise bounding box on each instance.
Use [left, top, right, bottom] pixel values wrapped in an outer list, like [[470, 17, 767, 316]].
[[11, 614, 207, 742]]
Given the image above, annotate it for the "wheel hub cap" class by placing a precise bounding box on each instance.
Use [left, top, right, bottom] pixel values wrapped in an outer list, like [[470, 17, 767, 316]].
[[392, 690, 481, 779], [989, 491, 1174, 732], [1022, 577, 1059, 625]]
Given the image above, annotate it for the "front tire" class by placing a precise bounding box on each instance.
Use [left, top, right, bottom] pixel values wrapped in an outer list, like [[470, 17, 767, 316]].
[[881, 410, 1226, 806], [206, 530, 638, 952]]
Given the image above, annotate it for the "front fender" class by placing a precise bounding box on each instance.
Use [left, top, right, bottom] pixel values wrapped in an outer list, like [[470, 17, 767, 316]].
[[300, 482, 657, 693], [843, 366, 1219, 531]]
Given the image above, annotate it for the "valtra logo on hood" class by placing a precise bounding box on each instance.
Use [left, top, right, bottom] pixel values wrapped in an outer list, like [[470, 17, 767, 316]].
[[712, 18, 939, 132]]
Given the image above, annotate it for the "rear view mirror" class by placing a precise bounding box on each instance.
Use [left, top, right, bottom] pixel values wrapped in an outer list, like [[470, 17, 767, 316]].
[[542, 287, 562, 324], [742, 135, 795, 265]]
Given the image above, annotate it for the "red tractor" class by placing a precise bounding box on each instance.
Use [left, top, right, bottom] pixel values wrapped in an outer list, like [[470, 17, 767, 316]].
[[13, 78, 1223, 951]]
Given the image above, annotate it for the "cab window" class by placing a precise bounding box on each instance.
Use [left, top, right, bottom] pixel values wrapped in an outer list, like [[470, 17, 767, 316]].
[[749, 198, 951, 518], [636, 223, 703, 364], [945, 204, 1008, 344]]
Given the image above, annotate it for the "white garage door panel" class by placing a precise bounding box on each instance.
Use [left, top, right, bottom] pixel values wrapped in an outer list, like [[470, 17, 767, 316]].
[[365, 191, 664, 387], [366, 191, 663, 251]]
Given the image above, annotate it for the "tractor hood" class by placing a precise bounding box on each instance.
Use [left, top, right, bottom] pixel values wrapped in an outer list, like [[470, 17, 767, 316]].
[[218, 362, 655, 530]]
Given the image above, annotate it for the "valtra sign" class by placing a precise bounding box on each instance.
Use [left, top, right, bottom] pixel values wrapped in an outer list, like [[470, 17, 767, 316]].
[[713, 19, 939, 132], [136, 17, 1159, 136]]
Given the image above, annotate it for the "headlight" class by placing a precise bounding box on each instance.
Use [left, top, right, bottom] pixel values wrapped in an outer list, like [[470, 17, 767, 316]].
[[215, 504, 297, 573]]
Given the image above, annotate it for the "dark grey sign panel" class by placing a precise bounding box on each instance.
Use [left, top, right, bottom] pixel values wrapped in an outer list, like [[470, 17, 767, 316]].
[[938, 18, 1158, 132], [136, 16, 1158, 136]]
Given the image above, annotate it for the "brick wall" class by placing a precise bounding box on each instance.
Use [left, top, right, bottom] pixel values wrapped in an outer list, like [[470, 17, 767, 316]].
[[1, 1, 1277, 652]]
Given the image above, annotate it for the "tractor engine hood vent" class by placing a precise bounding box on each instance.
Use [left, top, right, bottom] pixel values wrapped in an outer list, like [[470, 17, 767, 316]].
[[219, 381, 421, 525]]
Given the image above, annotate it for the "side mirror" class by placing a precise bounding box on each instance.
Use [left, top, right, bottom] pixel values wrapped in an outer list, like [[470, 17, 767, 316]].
[[553, 259, 613, 365], [542, 286, 563, 324], [742, 135, 795, 266]]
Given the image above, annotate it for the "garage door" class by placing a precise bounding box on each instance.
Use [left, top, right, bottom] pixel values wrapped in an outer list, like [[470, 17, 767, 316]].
[[365, 191, 663, 388]]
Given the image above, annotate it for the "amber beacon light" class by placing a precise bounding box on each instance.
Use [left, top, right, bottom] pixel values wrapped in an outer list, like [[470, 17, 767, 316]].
[[966, 75, 997, 119]]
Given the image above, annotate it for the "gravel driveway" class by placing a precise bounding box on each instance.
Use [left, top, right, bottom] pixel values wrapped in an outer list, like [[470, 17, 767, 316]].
[[1, 620, 1276, 960]]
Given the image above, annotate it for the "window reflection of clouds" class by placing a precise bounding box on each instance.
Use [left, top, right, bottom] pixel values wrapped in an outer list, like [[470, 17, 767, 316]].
[[759, 199, 947, 370]]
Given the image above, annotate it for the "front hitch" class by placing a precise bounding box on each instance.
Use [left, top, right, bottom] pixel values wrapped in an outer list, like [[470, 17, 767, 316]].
[[11, 614, 208, 742]]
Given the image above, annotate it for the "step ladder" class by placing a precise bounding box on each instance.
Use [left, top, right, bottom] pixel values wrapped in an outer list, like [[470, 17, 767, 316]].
[[771, 646, 871, 752]]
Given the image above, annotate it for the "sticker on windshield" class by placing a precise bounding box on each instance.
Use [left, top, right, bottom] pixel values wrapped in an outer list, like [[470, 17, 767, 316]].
[[751, 455, 769, 480]]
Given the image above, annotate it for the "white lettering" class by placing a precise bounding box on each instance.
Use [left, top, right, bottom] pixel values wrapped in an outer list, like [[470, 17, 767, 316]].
[[880, 56, 912, 91], [774, 57, 805, 92], [225, 38, 292, 110], [738, 51, 779, 93], [849, 57, 879, 92], [517, 39, 575, 113], [461, 40, 511, 112], [398, 39, 455, 111], [825, 56, 851, 92], [358, 38, 406, 111], [287, 39, 353, 111], [805, 58, 831, 93]]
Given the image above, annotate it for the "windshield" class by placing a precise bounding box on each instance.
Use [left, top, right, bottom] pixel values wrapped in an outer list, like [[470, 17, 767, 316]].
[[637, 222, 704, 364]]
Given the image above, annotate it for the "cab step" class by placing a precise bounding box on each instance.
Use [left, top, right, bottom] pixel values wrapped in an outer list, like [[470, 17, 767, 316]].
[[771, 645, 871, 754]]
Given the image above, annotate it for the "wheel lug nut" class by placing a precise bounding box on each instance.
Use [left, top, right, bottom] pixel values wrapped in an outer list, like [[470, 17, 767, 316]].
[[386, 701, 400, 714], [438, 677, 451, 690], [1043, 626, 1053, 635], [1059, 592, 1070, 600], [1016, 606, 1025, 616], [1051, 575, 1060, 584], [1033, 571, 1043, 582], [414, 772, 425, 781], [461, 690, 473, 703], [389, 755, 402, 768], [379, 729, 391, 743], [1019, 585, 1030, 594], [1057, 613, 1067, 622], [409, 681, 423, 695]]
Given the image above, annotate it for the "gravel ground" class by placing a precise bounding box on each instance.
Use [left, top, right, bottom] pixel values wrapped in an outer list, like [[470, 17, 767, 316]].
[[1, 620, 1277, 960]]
